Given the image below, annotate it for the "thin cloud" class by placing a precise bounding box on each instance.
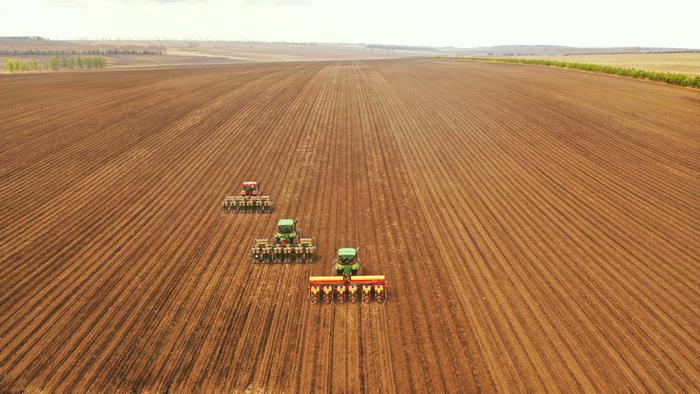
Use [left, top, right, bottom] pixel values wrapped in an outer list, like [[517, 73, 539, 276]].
[[244, 0, 311, 5]]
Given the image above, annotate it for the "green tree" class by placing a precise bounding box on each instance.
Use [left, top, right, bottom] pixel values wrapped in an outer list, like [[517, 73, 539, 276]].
[[49, 56, 60, 70]]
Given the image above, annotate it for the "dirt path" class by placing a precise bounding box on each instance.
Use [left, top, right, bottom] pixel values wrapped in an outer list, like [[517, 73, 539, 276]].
[[0, 60, 698, 392]]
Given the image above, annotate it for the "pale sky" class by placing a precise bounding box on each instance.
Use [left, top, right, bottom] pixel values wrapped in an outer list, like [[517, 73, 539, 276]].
[[1, 0, 698, 48]]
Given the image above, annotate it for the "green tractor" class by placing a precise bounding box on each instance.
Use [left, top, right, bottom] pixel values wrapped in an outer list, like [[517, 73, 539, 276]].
[[334, 247, 361, 278], [251, 218, 317, 263], [274, 218, 298, 245]]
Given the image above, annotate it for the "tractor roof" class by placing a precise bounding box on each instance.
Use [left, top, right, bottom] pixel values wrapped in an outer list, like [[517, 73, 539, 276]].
[[278, 218, 295, 226], [242, 181, 257, 186], [338, 248, 357, 257]]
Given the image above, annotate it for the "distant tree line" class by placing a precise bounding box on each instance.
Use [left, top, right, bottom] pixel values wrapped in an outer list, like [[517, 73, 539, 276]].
[[367, 44, 435, 51], [0, 38, 167, 56], [0, 36, 48, 41], [3, 56, 107, 72], [0, 48, 165, 56]]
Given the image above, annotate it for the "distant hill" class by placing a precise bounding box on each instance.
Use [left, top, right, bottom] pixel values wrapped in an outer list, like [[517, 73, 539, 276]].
[[364, 44, 698, 57], [448, 45, 697, 56]]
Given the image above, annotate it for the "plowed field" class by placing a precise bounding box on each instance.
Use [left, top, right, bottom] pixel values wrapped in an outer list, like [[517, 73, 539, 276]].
[[1, 60, 698, 392]]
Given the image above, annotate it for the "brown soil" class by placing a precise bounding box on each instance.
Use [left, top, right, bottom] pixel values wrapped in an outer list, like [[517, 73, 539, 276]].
[[0, 60, 698, 393]]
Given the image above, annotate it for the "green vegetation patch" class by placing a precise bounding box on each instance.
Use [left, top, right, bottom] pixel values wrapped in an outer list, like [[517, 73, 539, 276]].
[[439, 56, 700, 89], [3, 56, 107, 72]]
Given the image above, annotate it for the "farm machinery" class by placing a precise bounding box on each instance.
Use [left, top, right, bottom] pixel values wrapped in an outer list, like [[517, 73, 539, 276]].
[[308, 247, 387, 303], [222, 181, 273, 213], [252, 218, 316, 262]]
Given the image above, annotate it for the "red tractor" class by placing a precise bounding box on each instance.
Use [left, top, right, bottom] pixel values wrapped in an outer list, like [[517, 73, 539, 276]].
[[240, 181, 260, 197], [222, 181, 273, 213]]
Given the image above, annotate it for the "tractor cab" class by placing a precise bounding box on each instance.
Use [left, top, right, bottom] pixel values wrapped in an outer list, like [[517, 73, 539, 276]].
[[240, 181, 259, 197], [335, 247, 361, 278], [275, 218, 298, 244]]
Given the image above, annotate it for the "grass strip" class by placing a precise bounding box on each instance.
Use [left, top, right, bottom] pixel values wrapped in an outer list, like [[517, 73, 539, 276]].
[[437, 56, 700, 89]]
